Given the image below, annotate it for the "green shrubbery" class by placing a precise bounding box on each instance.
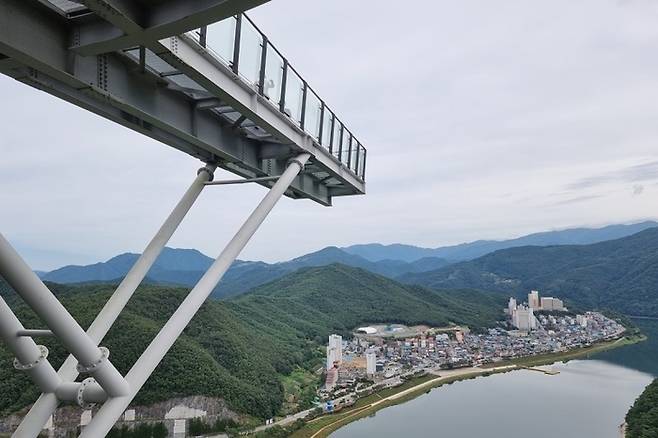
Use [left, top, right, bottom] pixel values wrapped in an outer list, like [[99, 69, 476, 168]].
[[188, 417, 237, 435], [626, 379, 658, 438], [106, 422, 167, 438]]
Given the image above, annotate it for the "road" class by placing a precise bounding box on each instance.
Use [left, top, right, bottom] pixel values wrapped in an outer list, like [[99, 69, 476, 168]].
[[308, 365, 517, 438]]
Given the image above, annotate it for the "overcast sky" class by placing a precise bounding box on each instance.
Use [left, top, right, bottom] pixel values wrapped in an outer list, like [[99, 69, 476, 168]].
[[2, 0, 658, 270]]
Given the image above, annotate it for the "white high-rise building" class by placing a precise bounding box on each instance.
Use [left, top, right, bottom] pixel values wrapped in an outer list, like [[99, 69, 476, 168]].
[[326, 346, 338, 370], [327, 334, 343, 370], [329, 334, 342, 361], [508, 297, 517, 315], [365, 349, 376, 375], [528, 291, 540, 310], [576, 314, 588, 327], [512, 305, 537, 331]]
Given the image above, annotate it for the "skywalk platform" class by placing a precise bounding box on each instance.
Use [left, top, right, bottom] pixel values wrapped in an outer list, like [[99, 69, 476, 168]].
[[0, 0, 367, 205]]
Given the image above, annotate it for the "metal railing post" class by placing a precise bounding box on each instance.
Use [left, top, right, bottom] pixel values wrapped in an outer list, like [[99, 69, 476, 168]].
[[231, 14, 242, 75]]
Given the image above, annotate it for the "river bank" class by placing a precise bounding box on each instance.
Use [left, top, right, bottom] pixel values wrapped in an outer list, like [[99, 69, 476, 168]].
[[290, 334, 645, 438]]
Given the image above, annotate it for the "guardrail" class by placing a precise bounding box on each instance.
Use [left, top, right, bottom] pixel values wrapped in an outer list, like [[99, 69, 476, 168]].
[[188, 14, 367, 181]]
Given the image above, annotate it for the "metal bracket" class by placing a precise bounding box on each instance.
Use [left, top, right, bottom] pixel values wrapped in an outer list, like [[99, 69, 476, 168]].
[[204, 175, 280, 186], [197, 165, 215, 182], [76, 347, 110, 374], [16, 329, 53, 337], [13, 345, 49, 371]]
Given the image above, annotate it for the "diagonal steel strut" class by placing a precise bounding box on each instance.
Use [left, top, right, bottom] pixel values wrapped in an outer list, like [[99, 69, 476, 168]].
[[79, 153, 310, 437], [13, 164, 216, 438]]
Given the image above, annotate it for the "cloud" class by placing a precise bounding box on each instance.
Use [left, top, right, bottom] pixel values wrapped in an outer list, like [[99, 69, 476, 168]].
[[552, 194, 604, 206], [633, 184, 645, 195], [566, 161, 658, 191]]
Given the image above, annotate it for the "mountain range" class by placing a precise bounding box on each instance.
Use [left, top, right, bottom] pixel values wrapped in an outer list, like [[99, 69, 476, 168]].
[[343, 221, 658, 262], [400, 227, 658, 317], [38, 221, 658, 299], [41, 247, 451, 299]]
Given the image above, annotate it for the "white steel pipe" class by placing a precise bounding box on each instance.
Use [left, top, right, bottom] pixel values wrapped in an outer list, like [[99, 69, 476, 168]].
[[16, 329, 53, 337], [0, 234, 129, 398], [79, 153, 310, 438], [55, 381, 108, 404], [0, 297, 61, 393], [16, 164, 215, 437]]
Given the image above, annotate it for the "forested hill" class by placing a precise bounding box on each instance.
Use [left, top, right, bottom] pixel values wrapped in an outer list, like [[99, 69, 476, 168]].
[[626, 379, 658, 438], [399, 227, 658, 317], [0, 264, 504, 420], [232, 264, 505, 334]]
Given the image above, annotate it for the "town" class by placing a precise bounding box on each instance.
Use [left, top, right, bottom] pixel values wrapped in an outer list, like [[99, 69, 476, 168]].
[[321, 290, 626, 405]]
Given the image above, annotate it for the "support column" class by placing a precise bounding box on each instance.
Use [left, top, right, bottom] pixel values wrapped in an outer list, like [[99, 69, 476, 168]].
[[15, 164, 216, 438], [79, 153, 310, 438], [0, 234, 129, 399]]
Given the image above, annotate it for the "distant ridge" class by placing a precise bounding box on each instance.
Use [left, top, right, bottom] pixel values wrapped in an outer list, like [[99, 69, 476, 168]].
[[38, 221, 658, 299], [40, 246, 451, 299], [343, 221, 658, 262], [399, 227, 658, 317]]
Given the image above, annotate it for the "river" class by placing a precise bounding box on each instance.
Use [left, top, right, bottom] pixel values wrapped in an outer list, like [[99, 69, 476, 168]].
[[331, 319, 658, 438]]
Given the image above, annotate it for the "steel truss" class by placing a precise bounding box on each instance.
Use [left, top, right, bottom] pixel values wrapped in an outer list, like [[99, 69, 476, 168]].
[[0, 153, 310, 437]]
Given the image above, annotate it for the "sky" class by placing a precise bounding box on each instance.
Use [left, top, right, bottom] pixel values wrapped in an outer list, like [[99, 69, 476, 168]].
[[2, 0, 658, 270]]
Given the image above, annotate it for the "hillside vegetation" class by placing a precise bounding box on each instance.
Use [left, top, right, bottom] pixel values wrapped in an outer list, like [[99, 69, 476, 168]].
[[0, 264, 503, 419], [400, 228, 658, 317], [626, 379, 658, 438]]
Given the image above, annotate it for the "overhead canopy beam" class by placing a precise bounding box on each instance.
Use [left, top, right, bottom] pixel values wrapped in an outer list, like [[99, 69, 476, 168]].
[[73, 0, 271, 56], [0, 0, 332, 205]]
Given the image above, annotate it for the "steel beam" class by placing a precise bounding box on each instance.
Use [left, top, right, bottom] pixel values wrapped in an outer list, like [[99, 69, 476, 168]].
[[161, 35, 364, 195], [0, 0, 336, 205], [205, 175, 279, 185], [79, 154, 310, 437], [73, 0, 271, 56]]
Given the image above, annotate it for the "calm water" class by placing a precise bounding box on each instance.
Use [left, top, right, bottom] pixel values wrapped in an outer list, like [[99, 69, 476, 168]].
[[332, 319, 658, 438]]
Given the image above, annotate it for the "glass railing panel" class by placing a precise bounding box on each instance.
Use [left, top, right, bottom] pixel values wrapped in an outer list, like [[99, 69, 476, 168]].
[[263, 43, 284, 104], [322, 109, 333, 148], [350, 141, 359, 173], [283, 69, 304, 125], [189, 13, 367, 182], [342, 132, 352, 166], [206, 17, 236, 65], [359, 146, 367, 179], [237, 18, 262, 86], [304, 89, 322, 139], [334, 122, 342, 158], [333, 122, 343, 160]]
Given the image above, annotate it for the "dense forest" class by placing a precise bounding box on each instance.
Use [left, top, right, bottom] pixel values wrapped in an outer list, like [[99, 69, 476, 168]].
[[400, 227, 658, 317], [0, 264, 504, 420], [626, 378, 658, 438]]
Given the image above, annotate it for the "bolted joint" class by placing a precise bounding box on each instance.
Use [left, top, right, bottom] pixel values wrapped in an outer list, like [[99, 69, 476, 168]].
[[287, 156, 309, 173], [77, 378, 98, 409], [14, 345, 49, 371], [197, 164, 216, 182], [76, 346, 110, 374]]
